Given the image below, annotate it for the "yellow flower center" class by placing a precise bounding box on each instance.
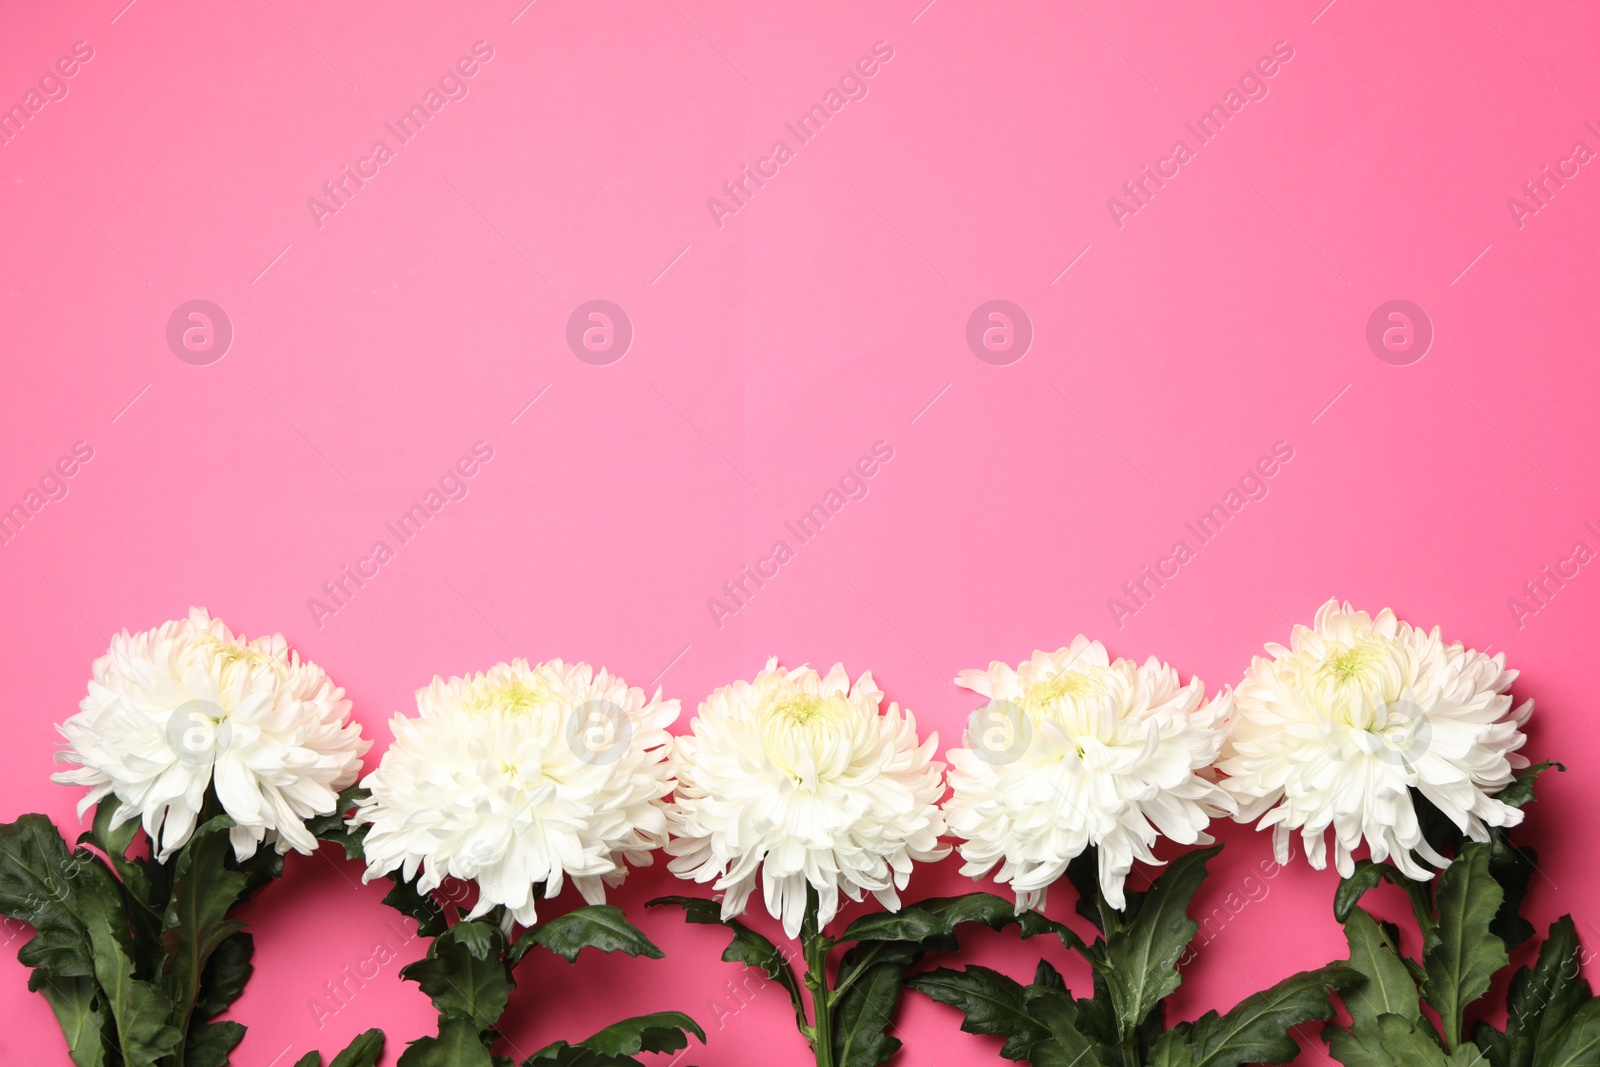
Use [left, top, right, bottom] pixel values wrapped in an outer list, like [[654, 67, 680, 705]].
[[465, 677, 560, 715], [759, 689, 854, 784]]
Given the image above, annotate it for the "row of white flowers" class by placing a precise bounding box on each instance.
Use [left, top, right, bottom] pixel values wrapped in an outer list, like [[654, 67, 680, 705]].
[[53, 599, 1531, 938]]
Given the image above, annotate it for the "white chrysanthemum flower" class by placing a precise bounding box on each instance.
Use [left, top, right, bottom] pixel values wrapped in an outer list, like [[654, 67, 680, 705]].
[[1219, 599, 1532, 879], [666, 659, 947, 938], [53, 607, 369, 861], [354, 659, 677, 928], [943, 639, 1234, 912]]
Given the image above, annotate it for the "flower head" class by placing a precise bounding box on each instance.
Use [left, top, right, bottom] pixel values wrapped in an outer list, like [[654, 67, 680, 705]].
[[666, 659, 947, 938], [1219, 599, 1532, 879], [943, 639, 1233, 912], [354, 659, 677, 928], [53, 608, 369, 861]]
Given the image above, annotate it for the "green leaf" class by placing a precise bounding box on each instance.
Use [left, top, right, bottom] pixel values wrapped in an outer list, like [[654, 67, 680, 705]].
[[329, 1027, 387, 1067], [1018, 911, 1097, 960], [382, 874, 449, 939], [1495, 761, 1561, 811], [832, 939, 911, 1067], [185, 1019, 246, 1067], [837, 892, 1019, 944], [306, 786, 369, 861], [1187, 964, 1356, 1067], [1019, 985, 1102, 1067], [1340, 908, 1420, 1026], [1066, 849, 1110, 935], [195, 930, 254, 1019], [1505, 916, 1592, 1064], [577, 1012, 703, 1056], [1101, 846, 1218, 1039], [31, 972, 109, 1067], [401, 923, 512, 1031], [1488, 834, 1538, 950], [1334, 860, 1410, 924], [398, 1016, 497, 1067], [161, 815, 250, 1044], [1328, 1014, 1451, 1067], [0, 814, 102, 977], [907, 966, 1049, 1061], [521, 905, 664, 964], [1033, 959, 1066, 992], [1148, 1029, 1196, 1067], [1423, 844, 1508, 1048], [296, 1053, 322, 1067], [1539, 999, 1600, 1067]]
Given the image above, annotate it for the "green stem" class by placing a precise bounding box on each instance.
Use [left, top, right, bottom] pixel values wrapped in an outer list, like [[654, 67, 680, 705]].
[[800, 888, 836, 1067]]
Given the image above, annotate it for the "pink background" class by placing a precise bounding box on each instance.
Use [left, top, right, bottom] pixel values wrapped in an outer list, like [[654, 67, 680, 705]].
[[2, 0, 1598, 1063]]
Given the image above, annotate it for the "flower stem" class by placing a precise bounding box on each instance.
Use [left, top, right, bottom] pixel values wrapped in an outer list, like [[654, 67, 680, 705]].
[[800, 888, 837, 1067]]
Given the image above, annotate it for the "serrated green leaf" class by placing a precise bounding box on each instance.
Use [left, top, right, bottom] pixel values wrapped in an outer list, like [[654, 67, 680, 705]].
[[1423, 844, 1508, 1049], [1019, 986, 1101, 1067], [578, 1011, 703, 1056], [401, 924, 512, 1031], [837, 892, 1018, 944], [1488, 834, 1538, 951], [398, 1016, 497, 1067], [1187, 964, 1355, 1067], [1018, 911, 1097, 960], [185, 1019, 246, 1067], [1066, 849, 1110, 935], [1033, 958, 1066, 992], [382, 875, 450, 939], [907, 966, 1048, 1061], [832, 940, 911, 1067], [1495, 761, 1561, 811], [1328, 1014, 1450, 1067], [1341, 908, 1420, 1026], [522, 905, 664, 964], [450, 921, 500, 961], [195, 930, 254, 1019], [1101, 846, 1218, 1038], [161, 816, 249, 1037], [1539, 999, 1600, 1067], [1334, 860, 1409, 924], [1148, 1029, 1196, 1067], [306, 787, 369, 861], [295, 1053, 322, 1067], [32, 972, 109, 1067], [329, 1027, 387, 1067], [1502, 916, 1592, 1067]]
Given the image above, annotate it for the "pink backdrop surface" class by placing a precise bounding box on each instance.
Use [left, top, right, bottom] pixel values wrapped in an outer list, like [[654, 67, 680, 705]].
[[2, 0, 1598, 1063]]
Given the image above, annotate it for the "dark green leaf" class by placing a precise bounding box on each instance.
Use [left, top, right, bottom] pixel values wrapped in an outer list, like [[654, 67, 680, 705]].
[[1495, 761, 1561, 811], [401, 924, 512, 1031], [1423, 844, 1508, 1048], [837, 892, 1018, 944], [398, 1016, 497, 1067], [195, 930, 254, 1019], [329, 1027, 387, 1067], [522, 905, 664, 964], [31, 972, 109, 1067], [382, 875, 449, 939], [832, 942, 910, 1067], [295, 1053, 322, 1067], [1340, 908, 1420, 1026], [577, 1011, 703, 1056], [306, 787, 369, 861], [1019, 986, 1101, 1067], [907, 966, 1047, 1060], [1101, 846, 1218, 1038], [185, 1019, 246, 1067], [1488, 834, 1538, 950], [1334, 860, 1410, 924], [1509, 916, 1592, 1063], [1539, 999, 1600, 1067], [1187, 964, 1355, 1067], [1066, 849, 1109, 935], [1033, 958, 1066, 992], [1148, 1029, 1196, 1067], [1327, 1014, 1450, 1066], [1017, 911, 1096, 959], [161, 815, 249, 1039]]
